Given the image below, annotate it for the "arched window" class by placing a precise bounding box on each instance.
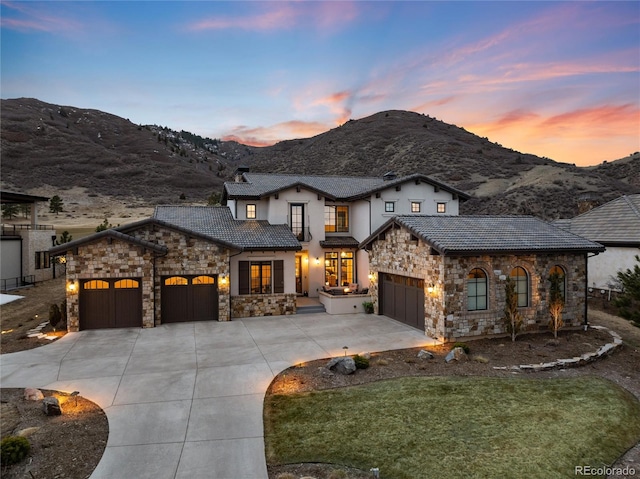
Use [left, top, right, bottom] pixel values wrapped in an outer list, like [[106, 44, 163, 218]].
[[164, 276, 188, 286], [467, 268, 488, 311], [549, 265, 566, 300], [510, 267, 529, 307], [84, 280, 109, 290], [193, 275, 215, 285], [114, 279, 139, 289]]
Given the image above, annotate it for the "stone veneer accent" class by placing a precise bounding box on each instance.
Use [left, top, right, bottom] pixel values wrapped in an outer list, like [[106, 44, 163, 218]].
[[231, 293, 296, 318], [369, 226, 588, 342], [64, 224, 232, 331]]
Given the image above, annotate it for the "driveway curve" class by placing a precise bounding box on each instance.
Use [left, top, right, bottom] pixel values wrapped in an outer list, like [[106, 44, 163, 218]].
[[1, 312, 437, 479]]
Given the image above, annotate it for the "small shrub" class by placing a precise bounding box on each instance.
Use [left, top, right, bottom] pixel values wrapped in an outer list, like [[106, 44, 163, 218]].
[[49, 303, 61, 330], [362, 301, 374, 314], [353, 354, 370, 369], [452, 342, 470, 354], [1, 436, 30, 466]]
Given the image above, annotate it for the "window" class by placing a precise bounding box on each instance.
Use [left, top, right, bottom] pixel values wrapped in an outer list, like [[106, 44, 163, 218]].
[[246, 204, 256, 219], [84, 280, 109, 290], [467, 268, 487, 311], [239, 260, 284, 294], [325, 205, 349, 232], [325, 252, 339, 286], [165, 276, 188, 286], [385, 202, 395, 213], [437, 202, 446, 213], [193, 275, 215, 285], [510, 267, 529, 307], [35, 251, 50, 269], [340, 252, 354, 286], [290, 203, 305, 240], [114, 279, 139, 289], [411, 202, 421, 213], [549, 265, 566, 300]]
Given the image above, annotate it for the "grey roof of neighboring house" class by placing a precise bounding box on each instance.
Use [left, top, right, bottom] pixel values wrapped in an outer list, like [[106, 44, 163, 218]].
[[224, 172, 470, 202], [50, 229, 168, 256], [361, 215, 605, 255], [153, 206, 301, 251], [1, 190, 49, 204], [553, 195, 640, 246]]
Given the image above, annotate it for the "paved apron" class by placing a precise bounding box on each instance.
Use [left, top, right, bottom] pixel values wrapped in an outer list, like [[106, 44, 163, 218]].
[[1, 312, 437, 479]]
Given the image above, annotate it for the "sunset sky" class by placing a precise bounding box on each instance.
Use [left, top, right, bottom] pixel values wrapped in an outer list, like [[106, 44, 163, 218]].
[[2, 1, 638, 166]]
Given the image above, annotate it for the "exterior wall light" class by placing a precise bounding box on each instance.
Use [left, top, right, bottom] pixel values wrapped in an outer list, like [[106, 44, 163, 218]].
[[220, 275, 228, 285], [67, 281, 77, 293], [427, 283, 435, 294], [315, 257, 320, 265]]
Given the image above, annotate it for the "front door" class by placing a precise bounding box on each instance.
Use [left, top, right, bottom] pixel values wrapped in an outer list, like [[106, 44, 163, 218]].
[[295, 255, 303, 294]]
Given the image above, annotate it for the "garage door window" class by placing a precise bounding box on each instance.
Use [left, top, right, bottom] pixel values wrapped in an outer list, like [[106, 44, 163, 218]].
[[165, 276, 188, 286], [193, 275, 215, 285], [115, 279, 139, 289], [84, 280, 109, 290]]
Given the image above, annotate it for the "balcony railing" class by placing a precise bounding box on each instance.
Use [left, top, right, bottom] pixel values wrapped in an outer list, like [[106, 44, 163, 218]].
[[291, 227, 312, 242], [1, 275, 35, 292], [1, 224, 55, 236]]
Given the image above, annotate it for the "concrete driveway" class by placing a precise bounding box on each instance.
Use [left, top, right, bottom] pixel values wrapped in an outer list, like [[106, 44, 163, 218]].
[[1, 312, 437, 479]]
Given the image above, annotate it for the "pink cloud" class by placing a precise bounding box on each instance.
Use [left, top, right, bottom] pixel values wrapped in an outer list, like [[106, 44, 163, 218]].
[[187, 2, 361, 32], [1, 1, 83, 34], [222, 119, 330, 146]]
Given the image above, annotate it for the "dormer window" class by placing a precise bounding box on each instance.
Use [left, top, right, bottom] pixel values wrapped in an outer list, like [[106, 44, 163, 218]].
[[437, 202, 446, 214], [385, 202, 395, 213]]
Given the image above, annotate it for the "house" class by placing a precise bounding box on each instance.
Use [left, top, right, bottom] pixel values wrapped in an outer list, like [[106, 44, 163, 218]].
[[223, 170, 470, 298], [1, 191, 58, 291], [360, 215, 605, 341], [50, 206, 301, 331], [554, 194, 640, 292]]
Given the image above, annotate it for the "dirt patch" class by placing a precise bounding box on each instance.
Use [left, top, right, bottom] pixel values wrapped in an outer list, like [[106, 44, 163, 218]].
[[1, 278, 67, 354], [0, 388, 108, 479]]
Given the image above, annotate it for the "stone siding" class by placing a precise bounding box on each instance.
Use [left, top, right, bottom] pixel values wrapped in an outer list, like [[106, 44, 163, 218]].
[[130, 225, 231, 324], [368, 226, 587, 342], [231, 293, 297, 318], [65, 238, 155, 331]]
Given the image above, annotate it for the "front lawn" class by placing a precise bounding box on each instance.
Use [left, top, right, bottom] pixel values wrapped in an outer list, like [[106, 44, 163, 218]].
[[264, 376, 640, 479]]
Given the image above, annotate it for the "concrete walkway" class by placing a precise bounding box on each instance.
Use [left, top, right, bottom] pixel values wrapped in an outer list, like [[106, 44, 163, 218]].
[[1, 312, 437, 479]]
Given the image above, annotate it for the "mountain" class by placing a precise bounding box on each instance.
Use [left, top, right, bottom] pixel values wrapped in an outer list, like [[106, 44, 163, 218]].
[[2, 99, 638, 220]]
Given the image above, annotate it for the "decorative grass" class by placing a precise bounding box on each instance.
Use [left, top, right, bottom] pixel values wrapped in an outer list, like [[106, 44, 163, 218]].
[[264, 377, 640, 479]]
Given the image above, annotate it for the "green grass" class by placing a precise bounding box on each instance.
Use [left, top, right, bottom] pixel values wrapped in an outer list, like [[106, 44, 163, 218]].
[[264, 377, 640, 479]]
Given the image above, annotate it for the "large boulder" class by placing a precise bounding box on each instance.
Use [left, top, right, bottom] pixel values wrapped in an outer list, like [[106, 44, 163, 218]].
[[42, 397, 62, 416], [445, 347, 468, 363], [326, 356, 357, 375]]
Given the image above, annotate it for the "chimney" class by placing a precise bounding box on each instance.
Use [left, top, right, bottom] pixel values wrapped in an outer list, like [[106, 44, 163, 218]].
[[234, 166, 250, 183], [383, 171, 397, 181]]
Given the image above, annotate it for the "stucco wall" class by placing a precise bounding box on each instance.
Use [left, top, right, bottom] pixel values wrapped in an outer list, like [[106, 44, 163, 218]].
[[368, 226, 587, 341], [588, 246, 639, 290]]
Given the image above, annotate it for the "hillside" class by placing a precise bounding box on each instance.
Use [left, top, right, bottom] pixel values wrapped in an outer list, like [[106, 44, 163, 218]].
[[1, 99, 638, 222]]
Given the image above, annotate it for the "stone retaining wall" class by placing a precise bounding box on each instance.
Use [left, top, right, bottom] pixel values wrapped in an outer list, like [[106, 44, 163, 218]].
[[231, 293, 296, 318]]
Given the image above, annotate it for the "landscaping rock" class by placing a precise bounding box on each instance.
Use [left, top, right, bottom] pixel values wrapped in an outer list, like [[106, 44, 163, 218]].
[[16, 426, 41, 438], [317, 367, 334, 378], [42, 397, 62, 416], [445, 347, 467, 363], [417, 350, 434, 359], [24, 388, 44, 401], [326, 357, 356, 375]]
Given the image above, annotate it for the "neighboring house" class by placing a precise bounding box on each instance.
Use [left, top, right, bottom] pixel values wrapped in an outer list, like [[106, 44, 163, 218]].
[[223, 170, 470, 297], [1, 191, 58, 290], [554, 194, 640, 292], [360, 215, 604, 341], [50, 206, 301, 331]]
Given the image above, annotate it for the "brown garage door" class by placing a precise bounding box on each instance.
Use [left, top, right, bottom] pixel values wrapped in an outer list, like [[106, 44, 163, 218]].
[[380, 273, 425, 331], [79, 279, 142, 330], [161, 275, 218, 323]]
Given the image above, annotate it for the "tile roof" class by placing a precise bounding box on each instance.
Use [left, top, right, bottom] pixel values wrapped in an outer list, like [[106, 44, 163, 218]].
[[553, 195, 640, 245], [319, 236, 360, 248], [50, 229, 168, 256], [224, 172, 470, 201], [153, 206, 301, 251], [361, 215, 605, 255]]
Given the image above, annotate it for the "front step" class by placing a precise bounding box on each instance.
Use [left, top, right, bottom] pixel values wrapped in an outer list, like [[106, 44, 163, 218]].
[[296, 305, 326, 314]]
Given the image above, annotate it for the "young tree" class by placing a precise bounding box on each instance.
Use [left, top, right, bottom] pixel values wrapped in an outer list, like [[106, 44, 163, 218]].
[[207, 192, 222, 206], [1, 203, 18, 220], [548, 272, 564, 338], [19, 204, 31, 219], [56, 231, 73, 245], [503, 277, 523, 342], [95, 218, 113, 232], [49, 195, 64, 215], [614, 255, 640, 327]]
